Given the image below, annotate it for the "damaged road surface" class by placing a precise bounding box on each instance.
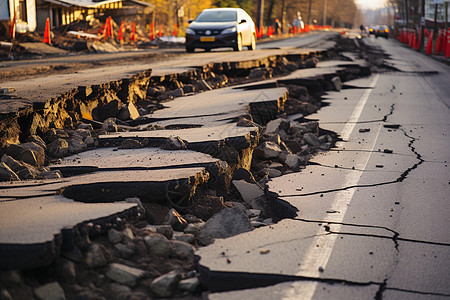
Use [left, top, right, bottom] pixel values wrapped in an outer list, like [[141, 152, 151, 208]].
[[197, 39, 450, 299], [0, 31, 449, 299]]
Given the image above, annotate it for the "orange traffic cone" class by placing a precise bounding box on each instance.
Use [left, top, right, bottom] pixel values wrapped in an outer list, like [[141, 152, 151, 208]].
[[267, 26, 273, 36], [158, 25, 162, 37], [131, 21, 136, 42], [43, 17, 51, 44], [425, 32, 433, 55], [416, 31, 422, 50], [445, 29, 450, 58], [9, 11, 16, 39], [118, 21, 124, 42], [103, 17, 111, 40], [172, 24, 178, 37], [150, 22, 155, 40]]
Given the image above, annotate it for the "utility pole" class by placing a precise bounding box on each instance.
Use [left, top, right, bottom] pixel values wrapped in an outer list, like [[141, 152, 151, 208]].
[[323, 0, 327, 26], [281, 0, 286, 33], [307, 0, 312, 25], [405, 0, 409, 27], [445, 1, 448, 33], [433, 3, 438, 40], [420, 0, 425, 50], [257, 0, 264, 32]]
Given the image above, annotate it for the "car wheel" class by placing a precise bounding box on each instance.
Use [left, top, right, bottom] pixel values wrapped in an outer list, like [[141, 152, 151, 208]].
[[234, 34, 242, 51], [248, 34, 256, 50], [186, 47, 194, 53]]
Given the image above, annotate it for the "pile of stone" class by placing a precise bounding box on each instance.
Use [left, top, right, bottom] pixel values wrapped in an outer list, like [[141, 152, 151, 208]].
[[0, 123, 101, 181], [0, 202, 271, 299], [251, 118, 334, 180]]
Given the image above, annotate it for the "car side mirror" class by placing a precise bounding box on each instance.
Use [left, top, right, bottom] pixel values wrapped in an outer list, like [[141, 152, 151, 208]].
[[239, 19, 247, 24], [188, 19, 193, 24]]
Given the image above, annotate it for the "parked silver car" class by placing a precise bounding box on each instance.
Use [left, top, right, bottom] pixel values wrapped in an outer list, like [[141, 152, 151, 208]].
[[185, 8, 256, 53]]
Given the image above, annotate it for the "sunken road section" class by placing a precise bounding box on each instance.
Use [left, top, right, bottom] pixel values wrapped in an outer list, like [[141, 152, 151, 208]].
[[0, 36, 381, 299]]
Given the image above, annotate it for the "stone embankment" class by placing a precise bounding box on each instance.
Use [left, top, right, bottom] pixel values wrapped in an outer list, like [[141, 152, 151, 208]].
[[0, 36, 379, 299]]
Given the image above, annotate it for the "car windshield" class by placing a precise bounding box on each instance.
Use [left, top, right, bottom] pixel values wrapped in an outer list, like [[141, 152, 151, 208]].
[[195, 10, 237, 22]]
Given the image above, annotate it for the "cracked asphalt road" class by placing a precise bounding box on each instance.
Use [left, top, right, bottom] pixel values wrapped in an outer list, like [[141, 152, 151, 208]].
[[198, 37, 450, 299]]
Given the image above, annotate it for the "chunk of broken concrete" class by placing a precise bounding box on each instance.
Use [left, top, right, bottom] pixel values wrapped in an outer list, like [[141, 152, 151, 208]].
[[85, 243, 107, 268], [264, 118, 290, 135], [34, 282, 65, 300], [0, 162, 20, 181], [144, 233, 172, 256], [102, 118, 118, 132], [118, 138, 147, 149], [178, 277, 200, 292], [117, 102, 140, 121], [282, 153, 301, 170], [184, 222, 205, 237], [170, 240, 195, 260], [161, 136, 187, 150], [173, 232, 195, 244], [5, 142, 45, 166], [331, 76, 342, 91], [108, 229, 123, 244], [150, 271, 180, 298], [98, 99, 121, 121], [249, 67, 272, 79], [145, 225, 174, 239], [26, 135, 47, 150], [48, 139, 69, 158], [68, 138, 87, 154], [105, 263, 145, 287], [254, 141, 283, 159], [114, 243, 135, 258], [232, 180, 264, 206], [303, 133, 321, 148], [198, 207, 253, 246]]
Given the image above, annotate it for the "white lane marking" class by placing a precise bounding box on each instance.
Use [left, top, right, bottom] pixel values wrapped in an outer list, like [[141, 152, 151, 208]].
[[340, 74, 380, 141], [282, 74, 380, 300]]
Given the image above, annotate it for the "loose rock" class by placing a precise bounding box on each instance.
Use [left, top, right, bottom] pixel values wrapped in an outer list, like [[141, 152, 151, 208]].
[[178, 277, 200, 292], [170, 240, 195, 260], [144, 233, 172, 256], [232, 180, 264, 206], [102, 118, 118, 132], [254, 141, 283, 159], [34, 282, 66, 300], [85, 243, 107, 268], [161, 136, 187, 150], [48, 139, 69, 158], [150, 272, 180, 298], [198, 207, 253, 246], [0, 162, 20, 181], [303, 133, 321, 148], [105, 263, 145, 287]]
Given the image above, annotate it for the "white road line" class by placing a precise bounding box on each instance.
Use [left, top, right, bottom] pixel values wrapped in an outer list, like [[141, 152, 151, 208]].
[[282, 74, 380, 300]]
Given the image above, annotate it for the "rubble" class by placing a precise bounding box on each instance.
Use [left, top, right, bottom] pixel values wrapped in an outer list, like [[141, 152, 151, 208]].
[[0, 34, 378, 299], [198, 207, 254, 246]]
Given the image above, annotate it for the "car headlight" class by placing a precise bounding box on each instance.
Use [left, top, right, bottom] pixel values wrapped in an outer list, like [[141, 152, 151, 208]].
[[185, 28, 195, 35], [222, 27, 237, 34]]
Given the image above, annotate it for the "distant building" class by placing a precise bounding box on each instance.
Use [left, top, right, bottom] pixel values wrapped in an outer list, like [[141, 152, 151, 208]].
[[425, 0, 449, 23]]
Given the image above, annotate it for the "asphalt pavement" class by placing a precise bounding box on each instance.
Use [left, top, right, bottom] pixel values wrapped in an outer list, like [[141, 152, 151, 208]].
[[199, 35, 450, 299]]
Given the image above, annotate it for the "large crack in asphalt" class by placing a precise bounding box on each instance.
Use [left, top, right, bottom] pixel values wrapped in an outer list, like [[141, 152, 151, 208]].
[[279, 103, 425, 199]]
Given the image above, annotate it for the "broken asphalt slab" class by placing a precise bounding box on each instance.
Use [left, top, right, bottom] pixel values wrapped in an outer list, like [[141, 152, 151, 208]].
[[0, 147, 220, 269], [0, 195, 136, 269]]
